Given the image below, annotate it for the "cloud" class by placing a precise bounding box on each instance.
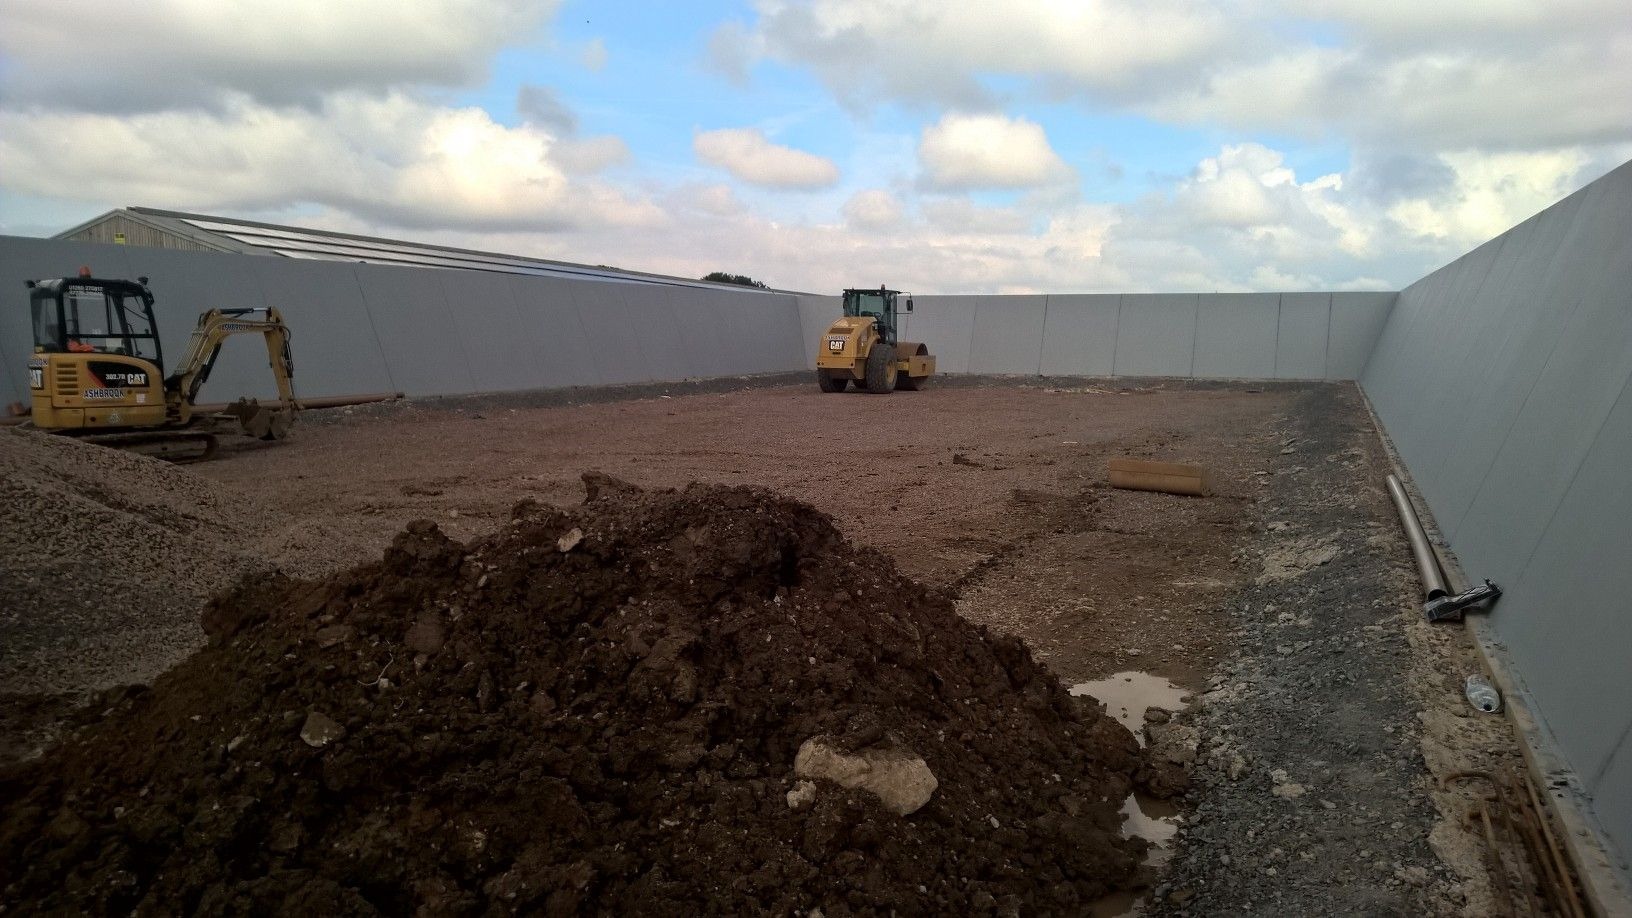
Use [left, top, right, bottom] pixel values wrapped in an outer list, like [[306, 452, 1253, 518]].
[[581, 38, 609, 72], [737, 0, 1632, 156], [693, 128, 840, 189], [0, 93, 659, 233], [1148, 41, 1632, 152], [744, 0, 1232, 110], [0, 0, 556, 111], [516, 84, 578, 133], [706, 21, 758, 85], [842, 190, 903, 230], [920, 198, 1034, 235], [670, 183, 747, 217], [1384, 149, 1593, 243], [553, 136, 631, 174], [918, 114, 1072, 191]]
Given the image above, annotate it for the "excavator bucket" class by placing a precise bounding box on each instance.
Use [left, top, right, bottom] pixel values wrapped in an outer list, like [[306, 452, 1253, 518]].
[[223, 398, 295, 441]]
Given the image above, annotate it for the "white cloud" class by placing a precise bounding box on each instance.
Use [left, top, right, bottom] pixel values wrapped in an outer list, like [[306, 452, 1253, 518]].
[[671, 183, 748, 217], [0, 0, 555, 110], [706, 21, 759, 85], [738, 0, 1632, 158], [918, 114, 1072, 191], [745, 0, 1232, 109], [693, 128, 840, 189], [842, 190, 903, 230], [553, 136, 632, 174], [581, 38, 609, 72], [516, 84, 578, 133], [1385, 150, 1592, 244], [920, 198, 1033, 235], [0, 94, 659, 232]]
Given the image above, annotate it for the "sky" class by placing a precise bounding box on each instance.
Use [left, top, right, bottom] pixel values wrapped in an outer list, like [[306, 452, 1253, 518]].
[[1, 0, 1629, 294]]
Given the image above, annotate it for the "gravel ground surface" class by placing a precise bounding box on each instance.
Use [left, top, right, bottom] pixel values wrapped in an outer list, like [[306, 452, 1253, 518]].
[[1144, 384, 1501, 915], [2, 375, 1536, 913]]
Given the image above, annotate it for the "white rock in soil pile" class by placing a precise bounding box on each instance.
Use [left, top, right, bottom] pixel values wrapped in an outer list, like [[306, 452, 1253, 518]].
[[557, 528, 584, 552], [786, 780, 818, 811], [300, 711, 346, 748], [793, 738, 938, 815]]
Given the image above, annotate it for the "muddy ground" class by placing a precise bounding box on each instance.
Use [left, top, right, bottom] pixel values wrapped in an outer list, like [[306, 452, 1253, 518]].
[[4, 375, 1534, 913]]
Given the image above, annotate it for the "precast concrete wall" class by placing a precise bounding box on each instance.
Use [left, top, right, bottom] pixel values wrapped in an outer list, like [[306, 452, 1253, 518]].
[[1360, 159, 1632, 869], [0, 236, 808, 407], [868, 291, 1395, 379]]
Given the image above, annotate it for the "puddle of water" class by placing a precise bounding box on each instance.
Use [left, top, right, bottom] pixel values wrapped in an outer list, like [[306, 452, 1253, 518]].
[[1069, 671, 1190, 746], [1072, 671, 1192, 917]]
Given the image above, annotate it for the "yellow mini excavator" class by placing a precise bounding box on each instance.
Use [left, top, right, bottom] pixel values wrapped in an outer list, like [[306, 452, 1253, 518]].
[[814, 286, 935, 393], [21, 268, 299, 461]]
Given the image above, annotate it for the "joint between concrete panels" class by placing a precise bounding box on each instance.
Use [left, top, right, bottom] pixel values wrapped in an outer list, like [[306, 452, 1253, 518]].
[[1036, 295, 1050, 376], [1272, 293, 1283, 377], [348, 266, 399, 393]]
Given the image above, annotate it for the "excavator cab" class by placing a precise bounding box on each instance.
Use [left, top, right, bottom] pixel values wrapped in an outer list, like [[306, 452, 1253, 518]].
[[30, 274, 163, 367]]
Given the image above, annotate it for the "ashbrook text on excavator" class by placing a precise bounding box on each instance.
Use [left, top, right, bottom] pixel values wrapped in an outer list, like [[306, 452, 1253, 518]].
[[22, 269, 300, 461]]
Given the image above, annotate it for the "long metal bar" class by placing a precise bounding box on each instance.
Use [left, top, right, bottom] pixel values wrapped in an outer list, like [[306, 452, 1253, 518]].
[[1386, 473, 1449, 600]]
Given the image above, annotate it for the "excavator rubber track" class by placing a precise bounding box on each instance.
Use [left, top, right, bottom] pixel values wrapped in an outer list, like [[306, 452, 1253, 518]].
[[74, 429, 220, 463]]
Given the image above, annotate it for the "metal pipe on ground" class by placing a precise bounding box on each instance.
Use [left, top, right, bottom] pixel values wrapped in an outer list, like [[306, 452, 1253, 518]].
[[1386, 473, 1449, 600], [208, 392, 405, 413], [1, 392, 404, 427]]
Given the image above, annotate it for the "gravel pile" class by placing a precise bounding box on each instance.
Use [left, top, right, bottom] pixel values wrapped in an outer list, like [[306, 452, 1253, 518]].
[[0, 429, 364, 699]]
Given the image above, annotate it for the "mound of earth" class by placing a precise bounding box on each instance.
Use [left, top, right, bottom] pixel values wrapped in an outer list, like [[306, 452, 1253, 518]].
[[1, 474, 1153, 915]]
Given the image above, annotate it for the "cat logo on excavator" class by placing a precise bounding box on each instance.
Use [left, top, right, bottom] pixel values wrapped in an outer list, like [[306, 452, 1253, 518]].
[[814, 286, 935, 393]]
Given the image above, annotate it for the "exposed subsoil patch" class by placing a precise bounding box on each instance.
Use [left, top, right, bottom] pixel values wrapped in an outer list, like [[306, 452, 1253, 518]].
[[1, 476, 1162, 915]]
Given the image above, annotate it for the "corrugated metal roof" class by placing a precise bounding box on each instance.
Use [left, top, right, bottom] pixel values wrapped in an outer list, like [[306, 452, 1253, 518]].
[[55, 207, 781, 292]]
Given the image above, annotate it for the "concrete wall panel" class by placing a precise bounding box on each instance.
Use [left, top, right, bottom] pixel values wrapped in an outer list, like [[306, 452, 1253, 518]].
[[1192, 293, 1279, 378], [968, 295, 1047, 374], [906, 296, 978, 374], [667, 287, 732, 377], [507, 276, 604, 389], [717, 291, 805, 375], [1598, 740, 1632, 870], [249, 258, 396, 398], [1038, 294, 1119, 376], [440, 271, 545, 393], [797, 295, 839, 369], [1361, 159, 1632, 865], [617, 285, 690, 382], [351, 263, 475, 396], [1326, 293, 1396, 379], [1495, 373, 1632, 784], [1274, 293, 1330, 379], [1114, 294, 1197, 377], [569, 280, 650, 385]]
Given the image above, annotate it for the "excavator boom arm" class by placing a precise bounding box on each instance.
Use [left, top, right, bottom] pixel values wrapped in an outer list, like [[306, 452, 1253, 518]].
[[167, 307, 298, 421]]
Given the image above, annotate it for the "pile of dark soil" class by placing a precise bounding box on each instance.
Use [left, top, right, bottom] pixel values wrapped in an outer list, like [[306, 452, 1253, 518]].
[[1, 475, 1153, 915]]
